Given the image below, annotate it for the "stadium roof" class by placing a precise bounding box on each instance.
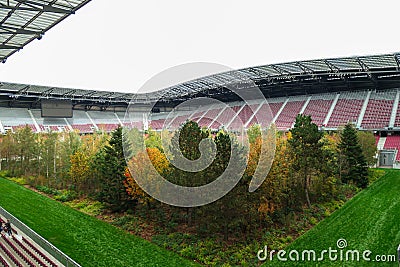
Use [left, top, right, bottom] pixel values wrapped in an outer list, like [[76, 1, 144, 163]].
[[135, 52, 400, 103], [1, 52, 400, 108], [0, 0, 91, 63]]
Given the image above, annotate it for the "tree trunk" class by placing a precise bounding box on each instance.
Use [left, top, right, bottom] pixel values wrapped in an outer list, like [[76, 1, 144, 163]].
[[304, 169, 311, 208], [305, 186, 311, 208]]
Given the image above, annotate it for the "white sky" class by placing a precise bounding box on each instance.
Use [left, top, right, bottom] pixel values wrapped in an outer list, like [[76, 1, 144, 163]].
[[0, 0, 400, 93]]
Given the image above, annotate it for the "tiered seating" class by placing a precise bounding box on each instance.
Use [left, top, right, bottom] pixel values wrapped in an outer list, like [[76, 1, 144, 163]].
[[268, 101, 285, 118], [97, 124, 120, 132], [383, 135, 400, 149], [38, 125, 68, 133], [229, 105, 246, 130], [384, 135, 400, 161], [0, 108, 33, 127], [0, 215, 60, 267], [122, 121, 143, 130], [375, 135, 380, 146], [393, 100, 400, 128], [50, 126, 61, 132], [31, 110, 69, 133], [13, 237, 47, 267], [198, 117, 214, 128], [247, 101, 282, 127], [10, 124, 37, 132], [0, 254, 9, 267], [88, 111, 120, 125], [149, 119, 165, 130], [327, 91, 367, 128], [166, 115, 189, 129], [275, 100, 305, 130], [191, 110, 207, 123], [0, 241, 22, 267], [1, 234, 35, 267], [22, 237, 57, 267], [71, 124, 94, 133], [236, 104, 258, 125], [198, 108, 222, 128], [210, 106, 237, 129], [302, 96, 334, 126], [361, 90, 396, 129]]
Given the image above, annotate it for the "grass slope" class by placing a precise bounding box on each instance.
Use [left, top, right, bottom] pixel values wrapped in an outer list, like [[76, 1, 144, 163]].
[[0, 178, 198, 267], [264, 169, 400, 266]]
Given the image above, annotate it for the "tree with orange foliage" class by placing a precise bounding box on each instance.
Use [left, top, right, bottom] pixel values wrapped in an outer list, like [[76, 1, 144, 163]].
[[124, 147, 170, 209]]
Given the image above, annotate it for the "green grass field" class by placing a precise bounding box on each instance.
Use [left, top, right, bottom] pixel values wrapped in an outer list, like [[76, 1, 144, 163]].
[[263, 169, 400, 266], [2, 170, 400, 267], [0, 178, 198, 267]]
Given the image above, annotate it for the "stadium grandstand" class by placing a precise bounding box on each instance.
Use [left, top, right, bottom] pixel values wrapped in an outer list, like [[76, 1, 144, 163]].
[[0, 2, 399, 266], [0, 209, 72, 267], [2, 53, 400, 169]]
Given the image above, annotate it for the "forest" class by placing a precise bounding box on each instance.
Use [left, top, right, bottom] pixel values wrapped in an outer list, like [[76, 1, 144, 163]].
[[0, 114, 378, 265]]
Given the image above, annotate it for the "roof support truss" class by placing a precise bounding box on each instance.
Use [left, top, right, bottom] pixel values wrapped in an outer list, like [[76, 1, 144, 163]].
[[7, 0, 74, 14]]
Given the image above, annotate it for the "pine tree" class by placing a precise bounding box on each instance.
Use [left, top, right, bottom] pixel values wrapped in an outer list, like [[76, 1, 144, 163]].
[[95, 127, 133, 211], [339, 124, 368, 188], [288, 114, 323, 207]]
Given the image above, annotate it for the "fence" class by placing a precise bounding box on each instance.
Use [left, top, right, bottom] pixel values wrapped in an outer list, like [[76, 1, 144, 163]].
[[0, 206, 81, 267]]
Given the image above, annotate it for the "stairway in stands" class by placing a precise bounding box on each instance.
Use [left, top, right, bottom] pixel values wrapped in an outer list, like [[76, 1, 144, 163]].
[[0, 216, 63, 267]]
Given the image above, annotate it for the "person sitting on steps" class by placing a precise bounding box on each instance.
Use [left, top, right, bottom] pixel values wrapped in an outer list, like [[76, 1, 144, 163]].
[[5, 219, 12, 237]]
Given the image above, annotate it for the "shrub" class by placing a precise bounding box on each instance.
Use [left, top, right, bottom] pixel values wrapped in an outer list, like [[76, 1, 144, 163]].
[[35, 185, 60, 195], [53, 190, 77, 202], [8, 177, 27, 185], [0, 170, 10, 178], [368, 169, 385, 184], [80, 201, 105, 216]]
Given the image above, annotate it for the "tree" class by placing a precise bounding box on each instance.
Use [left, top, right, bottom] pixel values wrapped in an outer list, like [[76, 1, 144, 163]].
[[339, 124, 369, 188], [58, 131, 81, 188], [13, 126, 36, 176], [357, 131, 377, 166], [95, 127, 133, 211], [41, 132, 58, 186], [288, 114, 323, 207], [196, 130, 248, 240], [0, 131, 17, 174], [69, 150, 91, 192], [258, 131, 292, 224], [168, 120, 210, 187], [124, 147, 170, 209]]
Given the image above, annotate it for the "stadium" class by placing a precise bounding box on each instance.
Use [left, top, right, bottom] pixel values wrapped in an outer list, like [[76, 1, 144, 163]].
[[0, 1, 400, 267], [3, 52, 400, 168]]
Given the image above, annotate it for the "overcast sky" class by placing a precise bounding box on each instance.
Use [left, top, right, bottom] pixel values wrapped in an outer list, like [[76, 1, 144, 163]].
[[0, 0, 399, 93]]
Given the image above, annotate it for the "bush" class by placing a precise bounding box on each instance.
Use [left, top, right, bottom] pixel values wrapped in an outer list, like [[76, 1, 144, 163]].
[[8, 177, 27, 185], [35, 185, 60, 195], [53, 190, 77, 202], [80, 201, 105, 216], [112, 215, 143, 234], [65, 199, 105, 216], [0, 170, 10, 178], [368, 169, 385, 184]]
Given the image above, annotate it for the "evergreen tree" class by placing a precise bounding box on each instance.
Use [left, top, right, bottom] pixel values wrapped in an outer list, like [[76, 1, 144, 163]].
[[339, 124, 368, 188], [288, 114, 323, 207], [95, 127, 133, 211]]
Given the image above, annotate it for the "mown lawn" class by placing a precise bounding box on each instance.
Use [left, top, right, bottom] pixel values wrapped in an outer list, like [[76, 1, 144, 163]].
[[0, 178, 199, 267], [263, 169, 400, 266]]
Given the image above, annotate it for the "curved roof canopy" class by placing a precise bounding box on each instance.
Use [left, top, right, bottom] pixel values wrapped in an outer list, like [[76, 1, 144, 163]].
[[0, 0, 91, 63], [1, 52, 400, 108], [132, 52, 400, 103]]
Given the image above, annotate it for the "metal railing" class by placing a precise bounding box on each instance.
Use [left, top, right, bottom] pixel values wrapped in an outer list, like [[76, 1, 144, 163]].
[[0, 206, 81, 267]]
